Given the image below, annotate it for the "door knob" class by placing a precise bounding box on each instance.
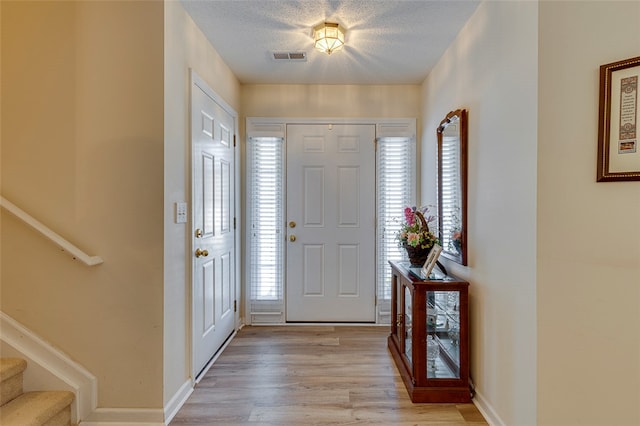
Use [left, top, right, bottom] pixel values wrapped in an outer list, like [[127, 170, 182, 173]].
[[289, 235, 296, 242], [195, 248, 209, 258]]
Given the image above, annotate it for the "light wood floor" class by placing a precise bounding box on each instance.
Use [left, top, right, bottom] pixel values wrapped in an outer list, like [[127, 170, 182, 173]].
[[170, 325, 487, 425]]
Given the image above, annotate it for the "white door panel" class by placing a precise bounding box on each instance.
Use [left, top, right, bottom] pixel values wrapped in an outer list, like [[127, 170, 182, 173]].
[[192, 80, 235, 377], [286, 124, 375, 322]]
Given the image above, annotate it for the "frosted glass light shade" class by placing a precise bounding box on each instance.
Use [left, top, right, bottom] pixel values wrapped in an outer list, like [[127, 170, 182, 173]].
[[313, 23, 345, 55]]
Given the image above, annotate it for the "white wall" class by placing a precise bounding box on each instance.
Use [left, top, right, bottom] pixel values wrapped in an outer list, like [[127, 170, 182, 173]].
[[163, 0, 241, 410], [538, 2, 640, 425], [421, 2, 538, 425]]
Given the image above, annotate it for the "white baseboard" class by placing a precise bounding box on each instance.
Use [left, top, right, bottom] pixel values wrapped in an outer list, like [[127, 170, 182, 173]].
[[473, 389, 506, 426], [80, 408, 164, 426], [0, 311, 97, 424], [163, 379, 193, 425]]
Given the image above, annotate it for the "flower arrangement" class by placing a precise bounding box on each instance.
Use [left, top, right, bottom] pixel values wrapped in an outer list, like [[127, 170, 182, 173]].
[[395, 206, 438, 250]]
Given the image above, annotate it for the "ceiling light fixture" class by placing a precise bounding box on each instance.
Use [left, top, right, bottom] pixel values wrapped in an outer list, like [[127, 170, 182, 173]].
[[313, 22, 345, 55]]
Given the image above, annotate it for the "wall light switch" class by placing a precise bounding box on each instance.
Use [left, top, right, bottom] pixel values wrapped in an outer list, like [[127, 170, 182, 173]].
[[176, 202, 187, 224]]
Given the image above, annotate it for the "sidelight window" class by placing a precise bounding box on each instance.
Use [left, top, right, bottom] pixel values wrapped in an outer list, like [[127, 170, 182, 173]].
[[376, 137, 416, 323], [247, 137, 285, 323]]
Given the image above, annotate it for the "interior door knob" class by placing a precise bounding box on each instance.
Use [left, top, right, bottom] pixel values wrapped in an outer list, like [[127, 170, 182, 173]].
[[195, 248, 209, 258], [289, 235, 296, 242]]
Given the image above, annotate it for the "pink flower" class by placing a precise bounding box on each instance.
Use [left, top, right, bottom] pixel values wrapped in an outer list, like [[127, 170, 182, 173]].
[[404, 207, 415, 226]]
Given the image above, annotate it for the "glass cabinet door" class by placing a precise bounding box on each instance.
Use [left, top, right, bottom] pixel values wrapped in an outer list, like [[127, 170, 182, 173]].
[[404, 286, 413, 366], [426, 290, 460, 379], [394, 275, 402, 344]]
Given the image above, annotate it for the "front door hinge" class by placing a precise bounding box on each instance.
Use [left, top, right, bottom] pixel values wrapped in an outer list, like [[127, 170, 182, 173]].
[[233, 217, 236, 230], [234, 300, 237, 312], [233, 135, 236, 147]]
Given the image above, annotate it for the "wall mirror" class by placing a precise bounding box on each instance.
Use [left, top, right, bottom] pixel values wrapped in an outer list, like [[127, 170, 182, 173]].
[[437, 109, 468, 265]]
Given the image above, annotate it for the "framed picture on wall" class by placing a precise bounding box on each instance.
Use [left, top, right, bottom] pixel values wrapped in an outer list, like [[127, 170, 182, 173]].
[[597, 56, 640, 182]]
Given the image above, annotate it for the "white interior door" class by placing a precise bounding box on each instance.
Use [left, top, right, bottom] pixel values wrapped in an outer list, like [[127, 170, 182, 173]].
[[191, 79, 236, 376], [286, 124, 376, 322]]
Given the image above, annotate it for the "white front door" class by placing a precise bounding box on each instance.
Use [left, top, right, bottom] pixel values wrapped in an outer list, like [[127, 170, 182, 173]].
[[191, 79, 236, 376], [285, 124, 376, 322]]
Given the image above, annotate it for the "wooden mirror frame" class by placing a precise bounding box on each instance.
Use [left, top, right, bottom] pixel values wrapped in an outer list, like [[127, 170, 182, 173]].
[[437, 109, 468, 265]]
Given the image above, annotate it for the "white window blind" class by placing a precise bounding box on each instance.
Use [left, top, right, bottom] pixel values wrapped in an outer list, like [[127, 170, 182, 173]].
[[247, 137, 285, 323], [376, 137, 415, 323], [440, 131, 461, 251]]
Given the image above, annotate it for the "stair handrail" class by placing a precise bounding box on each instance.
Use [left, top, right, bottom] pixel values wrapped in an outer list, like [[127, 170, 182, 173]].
[[0, 196, 103, 266]]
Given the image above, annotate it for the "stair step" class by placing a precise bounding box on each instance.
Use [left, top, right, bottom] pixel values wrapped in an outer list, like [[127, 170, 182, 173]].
[[0, 391, 74, 426], [1, 358, 28, 405], [0, 358, 28, 381]]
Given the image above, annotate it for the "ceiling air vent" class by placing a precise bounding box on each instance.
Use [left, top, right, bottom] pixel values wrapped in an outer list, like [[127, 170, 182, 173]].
[[272, 51, 307, 62]]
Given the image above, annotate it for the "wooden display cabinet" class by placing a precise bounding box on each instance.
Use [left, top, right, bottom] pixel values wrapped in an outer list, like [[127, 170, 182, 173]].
[[388, 261, 471, 403]]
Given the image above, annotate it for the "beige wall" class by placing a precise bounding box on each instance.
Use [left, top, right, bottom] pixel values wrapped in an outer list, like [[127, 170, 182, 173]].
[[1, 0, 164, 409], [538, 2, 640, 425], [0, 0, 3, 281], [241, 84, 421, 119], [163, 0, 241, 406], [421, 1, 538, 424]]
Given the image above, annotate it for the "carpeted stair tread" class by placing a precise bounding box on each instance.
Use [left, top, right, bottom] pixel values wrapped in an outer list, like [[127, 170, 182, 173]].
[[0, 390, 74, 426], [1, 358, 28, 406], [0, 358, 27, 381]]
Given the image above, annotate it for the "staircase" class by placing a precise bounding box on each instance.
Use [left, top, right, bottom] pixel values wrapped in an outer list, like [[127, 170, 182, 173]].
[[0, 358, 75, 426]]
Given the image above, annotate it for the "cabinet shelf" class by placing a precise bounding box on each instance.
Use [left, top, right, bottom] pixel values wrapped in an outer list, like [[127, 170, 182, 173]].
[[388, 261, 471, 403]]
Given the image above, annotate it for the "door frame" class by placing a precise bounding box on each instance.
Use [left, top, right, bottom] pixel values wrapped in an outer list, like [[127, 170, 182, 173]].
[[245, 117, 416, 324], [189, 70, 241, 381]]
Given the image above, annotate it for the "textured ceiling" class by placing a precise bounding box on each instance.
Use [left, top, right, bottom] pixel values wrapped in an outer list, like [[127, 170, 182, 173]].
[[180, 0, 481, 85]]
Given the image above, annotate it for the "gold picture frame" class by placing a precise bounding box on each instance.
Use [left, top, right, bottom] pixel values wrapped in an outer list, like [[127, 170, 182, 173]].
[[597, 56, 640, 182]]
